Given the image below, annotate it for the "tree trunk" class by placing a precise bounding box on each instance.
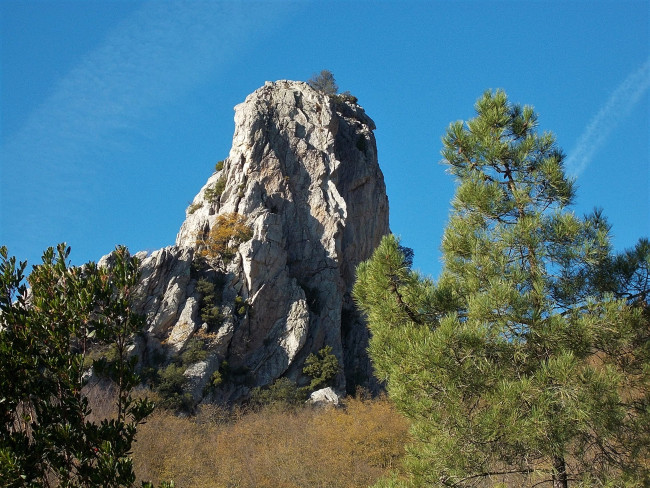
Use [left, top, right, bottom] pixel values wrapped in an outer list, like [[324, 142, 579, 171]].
[[552, 455, 568, 488]]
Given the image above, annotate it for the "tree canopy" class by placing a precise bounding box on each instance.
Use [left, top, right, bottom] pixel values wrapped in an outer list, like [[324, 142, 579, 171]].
[[0, 244, 171, 487], [354, 90, 649, 487]]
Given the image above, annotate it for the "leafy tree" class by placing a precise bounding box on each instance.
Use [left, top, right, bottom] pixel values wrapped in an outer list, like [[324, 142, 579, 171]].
[[307, 69, 339, 95], [0, 244, 167, 487], [354, 91, 649, 487]]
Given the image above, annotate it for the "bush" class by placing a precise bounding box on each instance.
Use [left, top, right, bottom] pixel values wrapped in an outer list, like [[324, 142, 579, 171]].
[[196, 212, 253, 265], [155, 364, 194, 412], [196, 277, 226, 329], [0, 244, 159, 486], [330, 91, 358, 105], [201, 305, 222, 328], [249, 377, 307, 409], [204, 176, 226, 203], [215, 160, 224, 172], [302, 345, 341, 391], [234, 295, 250, 318], [187, 202, 203, 214], [180, 337, 208, 365]]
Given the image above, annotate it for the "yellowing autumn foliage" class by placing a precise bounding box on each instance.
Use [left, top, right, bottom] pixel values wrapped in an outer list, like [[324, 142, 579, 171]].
[[132, 396, 409, 488], [195, 212, 252, 264]]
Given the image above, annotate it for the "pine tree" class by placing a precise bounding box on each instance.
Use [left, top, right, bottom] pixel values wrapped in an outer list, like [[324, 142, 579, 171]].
[[354, 90, 648, 487], [307, 69, 339, 95]]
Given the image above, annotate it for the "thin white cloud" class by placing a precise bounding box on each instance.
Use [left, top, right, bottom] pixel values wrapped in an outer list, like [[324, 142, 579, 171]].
[[1, 1, 291, 249], [565, 58, 650, 177]]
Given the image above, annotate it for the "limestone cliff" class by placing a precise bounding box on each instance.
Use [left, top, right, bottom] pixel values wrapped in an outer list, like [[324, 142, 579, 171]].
[[117, 80, 389, 403]]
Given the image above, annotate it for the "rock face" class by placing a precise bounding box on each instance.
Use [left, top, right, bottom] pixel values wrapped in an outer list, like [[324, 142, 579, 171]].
[[124, 81, 389, 402]]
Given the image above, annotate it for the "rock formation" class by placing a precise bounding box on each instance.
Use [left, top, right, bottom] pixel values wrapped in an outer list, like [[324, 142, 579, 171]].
[[112, 80, 389, 403]]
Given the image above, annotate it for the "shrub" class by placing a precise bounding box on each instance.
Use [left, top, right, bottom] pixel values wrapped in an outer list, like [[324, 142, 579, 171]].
[[196, 212, 253, 264], [0, 244, 162, 486], [201, 305, 222, 328], [215, 160, 224, 172], [196, 277, 215, 297], [187, 202, 203, 214], [330, 91, 358, 105], [155, 363, 194, 411], [302, 345, 341, 391], [180, 337, 208, 365], [147, 338, 209, 412], [204, 176, 226, 203], [210, 370, 223, 387], [249, 377, 307, 409], [196, 277, 225, 329], [234, 295, 250, 317]]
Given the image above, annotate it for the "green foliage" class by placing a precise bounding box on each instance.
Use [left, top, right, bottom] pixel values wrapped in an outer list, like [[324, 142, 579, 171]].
[[249, 378, 307, 409], [196, 277, 217, 299], [187, 202, 203, 215], [234, 295, 250, 317], [154, 364, 194, 412], [210, 370, 223, 387], [196, 274, 224, 328], [204, 176, 226, 203], [215, 160, 224, 172], [306, 70, 359, 105], [201, 305, 222, 328], [330, 91, 358, 105], [307, 69, 338, 95], [207, 360, 234, 390], [148, 338, 209, 412], [354, 91, 649, 487], [180, 337, 208, 365], [0, 244, 165, 487], [302, 345, 341, 391], [142, 482, 175, 488]]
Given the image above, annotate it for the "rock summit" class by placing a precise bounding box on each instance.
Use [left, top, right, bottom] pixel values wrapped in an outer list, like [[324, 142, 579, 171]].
[[107, 80, 389, 403]]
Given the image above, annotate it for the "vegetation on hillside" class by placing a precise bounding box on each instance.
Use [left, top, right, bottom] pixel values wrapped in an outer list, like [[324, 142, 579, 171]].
[[131, 395, 409, 488]]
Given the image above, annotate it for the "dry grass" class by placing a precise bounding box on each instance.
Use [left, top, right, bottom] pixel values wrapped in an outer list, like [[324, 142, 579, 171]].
[[131, 396, 409, 488]]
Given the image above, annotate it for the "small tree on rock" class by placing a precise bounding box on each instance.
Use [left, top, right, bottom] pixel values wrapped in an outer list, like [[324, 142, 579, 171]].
[[196, 212, 253, 266], [307, 69, 339, 95]]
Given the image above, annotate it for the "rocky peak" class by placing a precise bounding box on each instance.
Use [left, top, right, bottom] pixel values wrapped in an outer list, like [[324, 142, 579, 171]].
[[124, 80, 389, 404]]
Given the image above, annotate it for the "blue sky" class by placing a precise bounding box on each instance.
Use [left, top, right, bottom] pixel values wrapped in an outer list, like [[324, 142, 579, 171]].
[[1, 0, 648, 278]]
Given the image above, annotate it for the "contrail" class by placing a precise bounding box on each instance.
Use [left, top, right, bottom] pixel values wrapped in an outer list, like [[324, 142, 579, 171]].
[[565, 58, 650, 177], [0, 1, 294, 256]]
